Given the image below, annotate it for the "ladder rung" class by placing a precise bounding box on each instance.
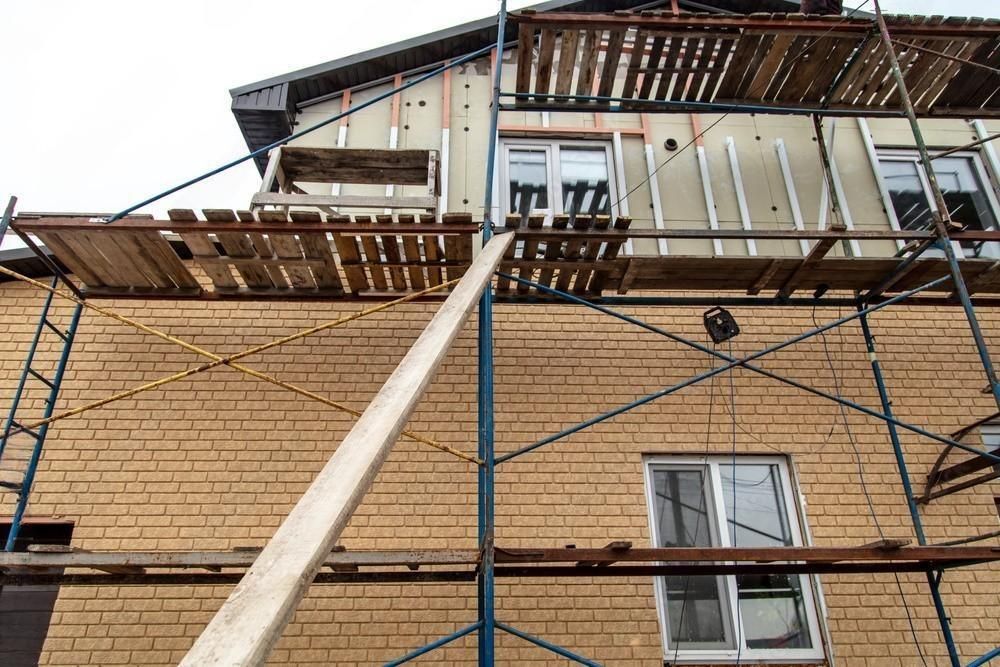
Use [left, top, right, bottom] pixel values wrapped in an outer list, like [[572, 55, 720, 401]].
[[9, 420, 39, 439], [26, 368, 56, 389], [42, 319, 69, 341]]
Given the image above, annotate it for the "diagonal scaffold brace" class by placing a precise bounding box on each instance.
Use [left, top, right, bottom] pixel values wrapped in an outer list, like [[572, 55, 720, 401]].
[[178, 232, 512, 667]]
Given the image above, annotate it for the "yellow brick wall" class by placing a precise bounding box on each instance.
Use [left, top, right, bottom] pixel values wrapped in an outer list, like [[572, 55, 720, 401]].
[[1, 272, 998, 666]]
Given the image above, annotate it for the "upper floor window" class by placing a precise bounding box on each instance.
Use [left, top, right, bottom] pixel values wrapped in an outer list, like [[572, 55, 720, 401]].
[[878, 150, 1000, 258], [644, 456, 824, 663], [501, 138, 617, 223]]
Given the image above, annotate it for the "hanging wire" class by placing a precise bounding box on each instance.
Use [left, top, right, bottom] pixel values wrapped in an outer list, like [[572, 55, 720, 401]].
[[811, 305, 929, 666]]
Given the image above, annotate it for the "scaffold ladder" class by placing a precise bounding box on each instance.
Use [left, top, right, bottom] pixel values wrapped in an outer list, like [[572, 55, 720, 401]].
[[0, 196, 84, 551]]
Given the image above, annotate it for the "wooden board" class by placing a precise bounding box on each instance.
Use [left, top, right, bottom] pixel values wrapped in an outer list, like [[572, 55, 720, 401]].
[[510, 11, 1000, 118]]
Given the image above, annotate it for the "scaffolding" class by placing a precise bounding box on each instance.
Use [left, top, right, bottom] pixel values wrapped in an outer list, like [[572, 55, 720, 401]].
[[2, 1, 1000, 665]]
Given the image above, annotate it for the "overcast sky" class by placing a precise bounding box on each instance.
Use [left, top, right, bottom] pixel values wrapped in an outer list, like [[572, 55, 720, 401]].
[[1, 0, 997, 237]]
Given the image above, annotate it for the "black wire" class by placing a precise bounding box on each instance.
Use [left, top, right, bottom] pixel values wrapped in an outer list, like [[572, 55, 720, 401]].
[[811, 306, 929, 667]]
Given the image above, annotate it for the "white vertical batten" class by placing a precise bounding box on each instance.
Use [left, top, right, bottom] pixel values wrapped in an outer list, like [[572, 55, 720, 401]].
[[611, 131, 633, 255], [439, 128, 450, 217], [820, 120, 863, 257], [644, 143, 668, 255], [724, 136, 757, 256], [972, 119, 1000, 188], [856, 117, 905, 252], [178, 233, 515, 667], [774, 138, 811, 256], [696, 145, 724, 256]]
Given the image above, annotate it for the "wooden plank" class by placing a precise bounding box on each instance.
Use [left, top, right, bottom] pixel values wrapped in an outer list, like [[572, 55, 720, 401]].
[[747, 258, 784, 295], [56, 231, 129, 288], [555, 215, 593, 291], [397, 215, 426, 290], [687, 36, 718, 101], [536, 215, 569, 288], [113, 232, 177, 289], [420, 213, 444, 287], [515, 23, 536, 93], [517, 215, 546, 294], [733, 34, 777, 100], [129, 231, 200, 289], [251, 192, 438, 210], [799, 36, 862, 104], [203, 209, 273, 288], [572, 215, 610, 293], [495, 215, 522, 292], [288, 211, 344, 291], [376, 215, 408, 290], [827, 36, 882, 104], [668, 35, 701, 101], [329, 214, 370, 293], [169, 209, 239, 289], [441, 213, 473, 281], [32, 231, 105, 287], [700, 37, 736, 102], [621, 29, 648, 99], [535, 28, 557, 98], [654, 35, 685, 100], [236, 210, 289, 289], [775, 237, 837, 299], [554, 28, 581, 95], [355, 216, 389, 290], [638, 34, 666, 99], [597, 29, 626, 98], [589, 216, 632, 293], [276, 147, 433, 185], [178, 234, 514, 667], [743, 33, 795, 100], [252, 210, 316, 289], [576, 30, 602, 96], [714, 33, 762, 100]]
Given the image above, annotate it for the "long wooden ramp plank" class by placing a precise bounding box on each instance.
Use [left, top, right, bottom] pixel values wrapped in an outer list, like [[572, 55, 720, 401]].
[[179, 232, 511, 667]]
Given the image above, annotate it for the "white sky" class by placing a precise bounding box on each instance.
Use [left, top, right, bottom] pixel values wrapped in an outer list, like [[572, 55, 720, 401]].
[[1, 0, 997, 234]]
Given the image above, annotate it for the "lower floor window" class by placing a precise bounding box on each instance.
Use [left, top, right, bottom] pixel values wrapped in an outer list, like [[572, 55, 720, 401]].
[[644, 456, 824, 663]]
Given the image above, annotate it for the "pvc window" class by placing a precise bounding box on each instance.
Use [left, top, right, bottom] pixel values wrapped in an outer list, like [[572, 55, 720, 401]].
[[643, 456, 825, 664], [877, 150, 1000, 259], [500, 138, 618, 225]]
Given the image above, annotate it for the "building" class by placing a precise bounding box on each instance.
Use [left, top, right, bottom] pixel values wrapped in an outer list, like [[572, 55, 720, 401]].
[[1, 1, 1000, 665]]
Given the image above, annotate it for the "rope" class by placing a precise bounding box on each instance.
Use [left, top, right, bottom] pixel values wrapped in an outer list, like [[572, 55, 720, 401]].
[[0, 266, 480, 465]]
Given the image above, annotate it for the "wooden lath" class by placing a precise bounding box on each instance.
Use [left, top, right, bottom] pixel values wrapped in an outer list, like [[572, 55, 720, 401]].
[[510, 10, 1000, 117], [13, 211, 477, 301]]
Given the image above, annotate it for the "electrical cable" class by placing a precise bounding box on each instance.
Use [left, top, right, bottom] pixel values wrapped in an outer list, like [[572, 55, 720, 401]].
[[811, 306, 929, 666]]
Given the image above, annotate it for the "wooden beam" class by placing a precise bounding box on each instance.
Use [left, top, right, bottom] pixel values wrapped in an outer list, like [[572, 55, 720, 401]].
[[251, 192, 438, 210], [179, 233, 513, 667], [774, 236, 837, 299], [14, 216, 479, 235]]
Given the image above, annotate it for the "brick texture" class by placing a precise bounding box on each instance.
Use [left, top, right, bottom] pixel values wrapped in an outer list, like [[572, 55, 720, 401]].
[[0, 271, 998, 666]]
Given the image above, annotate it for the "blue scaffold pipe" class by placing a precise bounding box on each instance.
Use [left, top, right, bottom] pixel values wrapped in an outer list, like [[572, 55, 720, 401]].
[[967, 646, 1000, 667], [383, 621, 482, 667], [495, 621, 602, 666], [0, 196, 17, 245], [496, 274, 1000, 465], [106, 44, 494, 222], [494, 272, 1000, 466]]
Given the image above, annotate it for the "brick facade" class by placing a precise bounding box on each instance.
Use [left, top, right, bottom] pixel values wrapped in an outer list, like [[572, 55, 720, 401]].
[[1, 271, 998, 666]]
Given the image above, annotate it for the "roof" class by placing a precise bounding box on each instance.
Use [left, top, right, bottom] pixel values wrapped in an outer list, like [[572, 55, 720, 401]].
[[230, 0, 802, 173]]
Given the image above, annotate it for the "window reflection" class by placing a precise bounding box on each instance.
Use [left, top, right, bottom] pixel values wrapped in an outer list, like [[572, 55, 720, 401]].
[[560, 148, 612, 217], [508, 149, 548, 216]]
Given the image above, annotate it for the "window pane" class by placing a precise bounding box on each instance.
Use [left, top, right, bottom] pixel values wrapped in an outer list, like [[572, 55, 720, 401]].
[[933, 156, 999, 257], [880, 159, 934, 231], [721, 464, 813, 650], [508, 149, 548, 215], [560, 148, 611, 217], [652, 468, 734, 650]]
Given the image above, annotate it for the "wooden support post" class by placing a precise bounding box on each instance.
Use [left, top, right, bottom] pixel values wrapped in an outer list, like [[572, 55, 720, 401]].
[[180, 233, 514, 667], [775, 237, 837, 299]]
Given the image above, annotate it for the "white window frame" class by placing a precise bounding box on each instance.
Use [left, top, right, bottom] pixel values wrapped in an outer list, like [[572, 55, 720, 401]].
[[876, 149, 1000, 259], [642, 455, 826, 664], [499, 137, 621, 226]]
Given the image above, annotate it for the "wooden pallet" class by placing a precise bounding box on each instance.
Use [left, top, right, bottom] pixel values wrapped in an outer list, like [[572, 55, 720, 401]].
[[13, 210, 478, 300], [511, 11, 1000, 118]]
